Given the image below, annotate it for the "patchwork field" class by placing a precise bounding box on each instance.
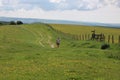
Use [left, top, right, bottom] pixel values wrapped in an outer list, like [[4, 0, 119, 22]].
[[0, 24, 120, 80]]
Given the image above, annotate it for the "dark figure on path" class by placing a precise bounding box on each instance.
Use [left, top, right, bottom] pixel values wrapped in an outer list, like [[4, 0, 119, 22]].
[[56, 37, 60, 48], [91, 30, 96, 40], [91, 30, 105, 41], [91, 32, 96, 40]]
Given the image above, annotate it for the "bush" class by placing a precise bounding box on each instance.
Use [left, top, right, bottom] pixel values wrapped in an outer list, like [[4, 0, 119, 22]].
[[101, 44, 110, 50], [0, 22, 2, 25], [10, 21, 16, 25], [16, 21, 23, 25]]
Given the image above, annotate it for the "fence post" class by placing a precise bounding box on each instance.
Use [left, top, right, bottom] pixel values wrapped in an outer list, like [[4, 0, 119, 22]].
[[119, 35, 120, 44], [103, 34, 105, 42], [85, 34, 87, 40], [73, 34, 75, 40], [77, 35, 79, 40], [75, 35, 77, 40], [112, 35, 114, 44], [72, 35, 74, 40], [88, 34, 90, 40], [74, 35, 76, 40], [82, 34, 84, 40], [76, 35, 79, 40], [108, 35, 110, 43], [79, 35, 81, 40]]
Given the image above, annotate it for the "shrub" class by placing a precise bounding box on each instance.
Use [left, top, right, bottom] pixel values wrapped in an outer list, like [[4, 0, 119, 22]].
[[101, 43, 110, 50], [16, 21, 23, 25], [10, 21, 16, 25], [0, 22, 2, 25]]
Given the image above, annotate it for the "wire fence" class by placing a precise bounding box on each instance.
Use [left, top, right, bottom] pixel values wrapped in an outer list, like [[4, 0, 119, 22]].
[[46, 24, 120, 44]]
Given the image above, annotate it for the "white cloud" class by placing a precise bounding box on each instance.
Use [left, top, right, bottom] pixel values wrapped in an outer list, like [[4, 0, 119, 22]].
[[2, 0, 19, 5], [0, 5, 120, 24], [0, 0, 120, 24], [0, 0, 20, 10], [1, 0, 120, 11], [0, 0, 3, 6], [49, 0, 105, 10], [56, 2, 68, 9], [113, 0, 120, 7], [83, 0, 100, 9], [49, 0, 66, 3], [49, 0, 120, 10], [103, 0, 120, 7], [104, 0, 116, 4]]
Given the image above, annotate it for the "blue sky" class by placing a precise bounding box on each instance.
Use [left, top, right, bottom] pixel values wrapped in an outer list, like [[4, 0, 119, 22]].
[[0, 0, 120, 23]]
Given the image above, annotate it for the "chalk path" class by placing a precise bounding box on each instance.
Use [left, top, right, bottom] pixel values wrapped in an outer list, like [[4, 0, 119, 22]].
[[19, 26, 45, 47], [19, 26, 54, 48]]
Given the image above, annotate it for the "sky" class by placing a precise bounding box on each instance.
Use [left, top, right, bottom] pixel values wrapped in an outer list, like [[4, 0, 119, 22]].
[[0, 0, 120, 23]]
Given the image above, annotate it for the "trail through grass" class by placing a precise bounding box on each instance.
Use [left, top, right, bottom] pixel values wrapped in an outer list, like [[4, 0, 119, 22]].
[[0, 24, 120, 80]]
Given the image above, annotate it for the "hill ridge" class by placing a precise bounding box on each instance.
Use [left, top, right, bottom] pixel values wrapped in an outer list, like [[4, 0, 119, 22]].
[[0, 17, 120, 28]]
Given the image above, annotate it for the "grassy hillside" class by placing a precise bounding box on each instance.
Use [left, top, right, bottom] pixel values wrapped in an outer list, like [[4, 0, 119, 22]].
[[50, 24, 120, 43], [0, 24, 120, 80], [50, 24, 120, 35]]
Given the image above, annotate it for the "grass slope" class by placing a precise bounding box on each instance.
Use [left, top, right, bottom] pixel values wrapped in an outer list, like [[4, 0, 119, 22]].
[[0, 24, 120, 80], [50, 24, 120, 43]]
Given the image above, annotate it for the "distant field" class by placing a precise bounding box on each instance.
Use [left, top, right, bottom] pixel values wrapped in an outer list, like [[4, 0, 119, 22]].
[[50, 24, 120, 43], [0, 24, 120, 80]]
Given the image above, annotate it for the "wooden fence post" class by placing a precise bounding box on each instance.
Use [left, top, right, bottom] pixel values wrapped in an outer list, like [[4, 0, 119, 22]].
[[108, 35, 110, 43], [74, 35, 76, 40], [103, 34, 105, 42], [72, 35, 74, 40], [73, 35, 75, 40], [76, 35, 79, 40], [112, 35, 114, 44], [70, 34, 73, 39], [119, 35, 120, 44], [82, 34, 85, 40], [79, 35, 81, 40], [88, 34, 90, 40], [83, 34, 84, 40], [75, 35, 77, 40], [77, 35, 80, 40], [85, 34, 86, 40]]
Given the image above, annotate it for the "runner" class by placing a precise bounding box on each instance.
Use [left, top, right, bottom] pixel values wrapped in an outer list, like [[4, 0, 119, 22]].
[[56, 37, 60, 48]]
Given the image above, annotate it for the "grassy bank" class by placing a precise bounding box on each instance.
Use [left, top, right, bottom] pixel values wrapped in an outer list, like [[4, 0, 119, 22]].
[[0, 24, 120, 80], [50, 24, 120, 43]]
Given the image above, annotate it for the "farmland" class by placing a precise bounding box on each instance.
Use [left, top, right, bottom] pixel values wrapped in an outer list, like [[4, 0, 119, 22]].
[[0, 23, 120, 80], [50, 24, 120, 43], [50, 24, 120, 35]]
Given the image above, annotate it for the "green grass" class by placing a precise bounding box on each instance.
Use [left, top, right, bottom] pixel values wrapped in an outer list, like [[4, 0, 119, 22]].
[[50, 24, 120, 43], [0, 23, 120, 80], [50, 24, 120, 35]]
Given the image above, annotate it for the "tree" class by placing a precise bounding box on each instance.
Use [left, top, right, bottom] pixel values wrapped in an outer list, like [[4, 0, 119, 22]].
[[10, 21, 16, 25], [16, 21, 23, 25], [0, 22, 2, 25]]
